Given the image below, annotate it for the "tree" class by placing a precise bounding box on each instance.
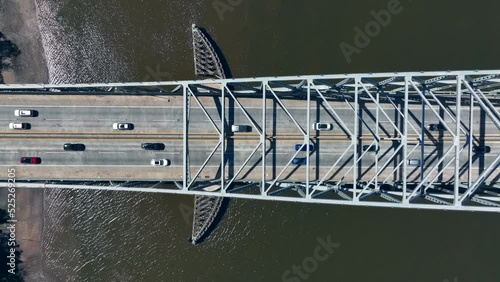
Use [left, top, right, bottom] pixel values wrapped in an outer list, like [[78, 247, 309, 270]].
[[0, 209, 8, 224], [0, 31, 21, 70]]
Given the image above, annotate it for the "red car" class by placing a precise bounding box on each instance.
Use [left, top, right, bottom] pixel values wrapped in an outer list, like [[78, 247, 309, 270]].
[[20, 157, 41, 164]]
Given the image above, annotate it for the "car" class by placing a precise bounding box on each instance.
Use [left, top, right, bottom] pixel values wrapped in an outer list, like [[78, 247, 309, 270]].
[[9, 122, 30, 130], [473, 146, 491, 154], [14, 109, 35, 117], [20, 157, 41, 164], [112, 122, 133, 130], [150, 159, 170, 167], [292, 157, 307, 165], [295, 144, 314, 152], [407, 159, 421, 166], [427, 124, 444, 131], [362, 145, 379, 152], [231, 125, 252, 132], [63, 143, 86, 151], [312, 122, 333, 131], [141, 143, 165, 150]]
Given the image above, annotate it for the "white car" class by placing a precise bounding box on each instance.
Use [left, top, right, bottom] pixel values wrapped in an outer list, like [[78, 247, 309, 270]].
[[312, 122, 333, 131], [14, 109, 34, 117], [150, 159, 170, 167], [112, 122, 133, 130], [407, 159, 421, 166], [231, 125, 251, 132], [9, 122, 29, 130]]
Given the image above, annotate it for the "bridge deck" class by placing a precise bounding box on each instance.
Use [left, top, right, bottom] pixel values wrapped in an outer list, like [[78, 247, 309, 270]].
[[1, 70, 499, 211]]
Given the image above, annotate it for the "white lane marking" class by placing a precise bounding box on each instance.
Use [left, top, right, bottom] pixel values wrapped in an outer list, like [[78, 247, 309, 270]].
[[44, 118, 73, 121], [152, 119, 179, 122], [98, 151, 127, 154], [0, 105, 434, 110], [2, 105, 176, 109], [0, 164, 488, 170], [1, 164, 184, 167]]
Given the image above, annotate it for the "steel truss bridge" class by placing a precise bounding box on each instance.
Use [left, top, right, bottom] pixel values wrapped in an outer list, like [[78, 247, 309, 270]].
[[1, 70, 499, 212]]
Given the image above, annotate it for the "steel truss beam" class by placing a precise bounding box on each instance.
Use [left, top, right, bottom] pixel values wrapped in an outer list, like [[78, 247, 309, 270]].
[[2, 70, 499, 212]]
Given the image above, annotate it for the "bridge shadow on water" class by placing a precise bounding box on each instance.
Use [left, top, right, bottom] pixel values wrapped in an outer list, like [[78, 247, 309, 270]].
[[190, 197, 231, 245], [190, 25, 235, 245], [196, 26, 233, 79]]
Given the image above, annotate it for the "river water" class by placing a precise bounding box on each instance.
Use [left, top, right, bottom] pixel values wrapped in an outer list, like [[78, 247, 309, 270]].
[[34, 0, 500, 281]]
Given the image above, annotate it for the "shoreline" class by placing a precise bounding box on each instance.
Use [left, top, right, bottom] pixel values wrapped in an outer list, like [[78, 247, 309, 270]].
[[0, 0, 49, 84], [0, 0, 49, 281]]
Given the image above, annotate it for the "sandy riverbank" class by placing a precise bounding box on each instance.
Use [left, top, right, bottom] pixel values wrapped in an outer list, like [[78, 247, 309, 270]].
[[0, 0, 48, 84], [0, 0, 49, 281]]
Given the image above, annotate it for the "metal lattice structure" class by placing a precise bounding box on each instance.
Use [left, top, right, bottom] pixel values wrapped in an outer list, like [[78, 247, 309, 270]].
[[1, 70, 499, 212], [192, 24, 225, 79]]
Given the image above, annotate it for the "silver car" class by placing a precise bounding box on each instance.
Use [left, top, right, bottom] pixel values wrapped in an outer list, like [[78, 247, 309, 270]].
[[112, 122, 133, 130], [407, 159, 421, 166], [150, 159, 170, 167], [9, 122, 30, 130], [312, 122, 333, 131], [14, 109, 34, 117], [231, 125, 252, 132]]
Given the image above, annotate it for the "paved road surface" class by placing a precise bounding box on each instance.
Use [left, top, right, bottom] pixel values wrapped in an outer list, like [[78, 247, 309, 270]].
[[0, 94, 497, 182]]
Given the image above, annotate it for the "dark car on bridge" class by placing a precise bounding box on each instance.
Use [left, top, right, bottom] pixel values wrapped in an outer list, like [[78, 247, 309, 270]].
[[20, 157, 41, 164], [141, 143, 166, 150], [63, 143, 86, 151], [473, 146, 491, 154], [295, 144, 314, 152], [362, 145, 379, 153], [292, 157, 307, 165], [426, 123, 444, 131]]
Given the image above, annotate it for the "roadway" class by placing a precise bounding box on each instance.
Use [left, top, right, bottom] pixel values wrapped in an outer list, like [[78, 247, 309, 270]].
[[0, 94, 498, 183]]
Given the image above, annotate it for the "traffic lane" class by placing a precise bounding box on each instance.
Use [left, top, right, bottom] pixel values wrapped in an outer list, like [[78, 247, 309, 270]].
[[227, 106, 498, 137], [0, 94, 182, 108], [0, 139, 181, 166], [1, 104, 496, 137], [0, 120, 186, 133], [0, 106, 185, 133], [2, 138, 246, 167], [0, 139, 498, 168], [3, 139, 496, 182]]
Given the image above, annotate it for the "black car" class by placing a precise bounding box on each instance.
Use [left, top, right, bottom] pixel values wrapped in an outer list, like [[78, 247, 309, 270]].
[[292, 157, 307, 165], [362, 145, 379, 152], [63, 143, 86, 151], [141, 143, 165, 150], [427, 124, 444, 131], [473, 146, 491, 154]]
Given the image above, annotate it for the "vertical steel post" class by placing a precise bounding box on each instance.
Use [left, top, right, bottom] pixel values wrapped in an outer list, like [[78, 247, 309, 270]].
[[182, 83, 188, 190], [468, 94, 474, 190], [353, 77, 360, 200], [454, 75, 462, 205], [306, 79, 311, 198], [375, 90, 380, 191], [402, 77, 409, 203], [221, 82, 226, 194], [262, 81, 267, 195]]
